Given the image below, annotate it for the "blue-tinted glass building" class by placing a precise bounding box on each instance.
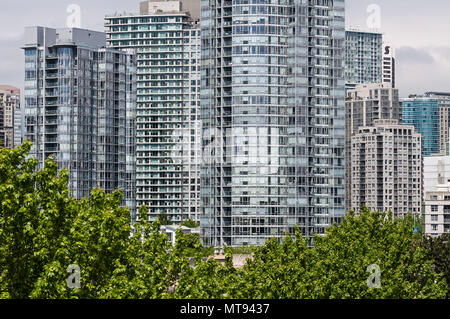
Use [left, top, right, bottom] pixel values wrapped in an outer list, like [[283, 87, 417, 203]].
[[402, 96, 440, 156]]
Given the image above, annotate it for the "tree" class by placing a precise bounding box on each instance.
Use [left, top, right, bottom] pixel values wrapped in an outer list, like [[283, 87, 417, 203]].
[[419, 234, 450, 298], [0, 143, 447, 299], [228, 208, 447, 299], [102, 216, 189, 299], [0, 142, 134, 298], [307, 209, 446, 299], [158, 211, 173, 226], [181, 219, 199, 229], [0, 143, 196, 299]]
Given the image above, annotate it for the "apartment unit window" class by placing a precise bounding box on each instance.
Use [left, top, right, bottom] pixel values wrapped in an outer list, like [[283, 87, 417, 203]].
[[431, 215, 438, 222], [431, 205, 439, 212], [432, 224, 438, 231]]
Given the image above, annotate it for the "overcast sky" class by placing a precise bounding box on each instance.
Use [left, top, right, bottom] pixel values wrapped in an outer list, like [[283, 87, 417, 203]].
[[0, 0, 449, 97]]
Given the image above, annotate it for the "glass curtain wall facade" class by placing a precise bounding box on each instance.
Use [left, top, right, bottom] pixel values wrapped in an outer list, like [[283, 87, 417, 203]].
[[23, 27, 136, 217], [402, 96, 440, 156], [105, 4, 201, 224], [345, 31, 383, 90], [200, 0, 345, 247], [424, 92, 450, 156]]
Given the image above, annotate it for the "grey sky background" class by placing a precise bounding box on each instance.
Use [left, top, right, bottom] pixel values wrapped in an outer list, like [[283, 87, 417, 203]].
[[0, 0, 449, 97]]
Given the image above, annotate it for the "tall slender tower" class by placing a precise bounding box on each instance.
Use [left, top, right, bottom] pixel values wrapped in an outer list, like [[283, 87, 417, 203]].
[[200, 0, 346, 247], [22, 27, 137, 215], [382, 44, 395, 88], [0, 85, 20, 149], [105, 1, 201, 224]]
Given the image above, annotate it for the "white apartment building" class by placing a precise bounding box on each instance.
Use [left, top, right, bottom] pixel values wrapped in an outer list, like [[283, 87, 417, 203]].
[[105, 1, 201, 224], [424, 182, 450, 237], [424, 155, 450, 192]]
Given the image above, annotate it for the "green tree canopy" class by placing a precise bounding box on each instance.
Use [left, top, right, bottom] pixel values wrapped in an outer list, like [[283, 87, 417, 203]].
[[158, 211, 173, 226], [0, 143, 447, 299], [418, 233, 450, 298], [0, 142, 134, 298], [181, 218, 199, 229]]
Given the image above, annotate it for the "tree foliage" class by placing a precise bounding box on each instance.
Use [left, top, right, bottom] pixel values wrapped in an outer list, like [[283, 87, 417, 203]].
[[158, 211, 173, 226], [418, 233, 450, 298], [0, 143, 447, 299], [181, 218, 199, 229]]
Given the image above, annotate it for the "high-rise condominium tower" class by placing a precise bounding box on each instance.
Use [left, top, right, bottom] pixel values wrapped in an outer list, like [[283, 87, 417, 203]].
[[345, 30, 383, 90], [351, 119, 422, 217], [22, 27, 137, 216], [105, 1, 201, 224], [345, 83, 401, 211], [0, 85, 21, 149], [401, 93, 450, 156], [200, 0, 346, 247]]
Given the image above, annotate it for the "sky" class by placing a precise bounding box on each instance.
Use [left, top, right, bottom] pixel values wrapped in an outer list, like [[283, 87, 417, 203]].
[[0, 0, 449, 98]]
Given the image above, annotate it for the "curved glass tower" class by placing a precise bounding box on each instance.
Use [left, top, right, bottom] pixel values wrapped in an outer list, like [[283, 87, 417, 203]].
[[201, 0, 345, 247]]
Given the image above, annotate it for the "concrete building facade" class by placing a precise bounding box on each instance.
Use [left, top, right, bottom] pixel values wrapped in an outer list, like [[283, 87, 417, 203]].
[[105, 0, 201, 224], [424, 182, 450, 237], [351, 119, 422, 218], [345, 83, 401, 211], [0, 85, 21, 149]]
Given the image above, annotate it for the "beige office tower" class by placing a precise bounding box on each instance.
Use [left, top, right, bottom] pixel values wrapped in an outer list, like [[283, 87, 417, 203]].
[[345, 83, 401, 211], [351, 119, 422, 218], [0, 85, 21, 149]]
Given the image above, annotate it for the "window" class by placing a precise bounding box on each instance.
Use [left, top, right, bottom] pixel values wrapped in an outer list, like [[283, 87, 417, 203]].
[[432, 225, 438, 231], [431, 205, 439, 212], [431, 215, 438, 222]]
